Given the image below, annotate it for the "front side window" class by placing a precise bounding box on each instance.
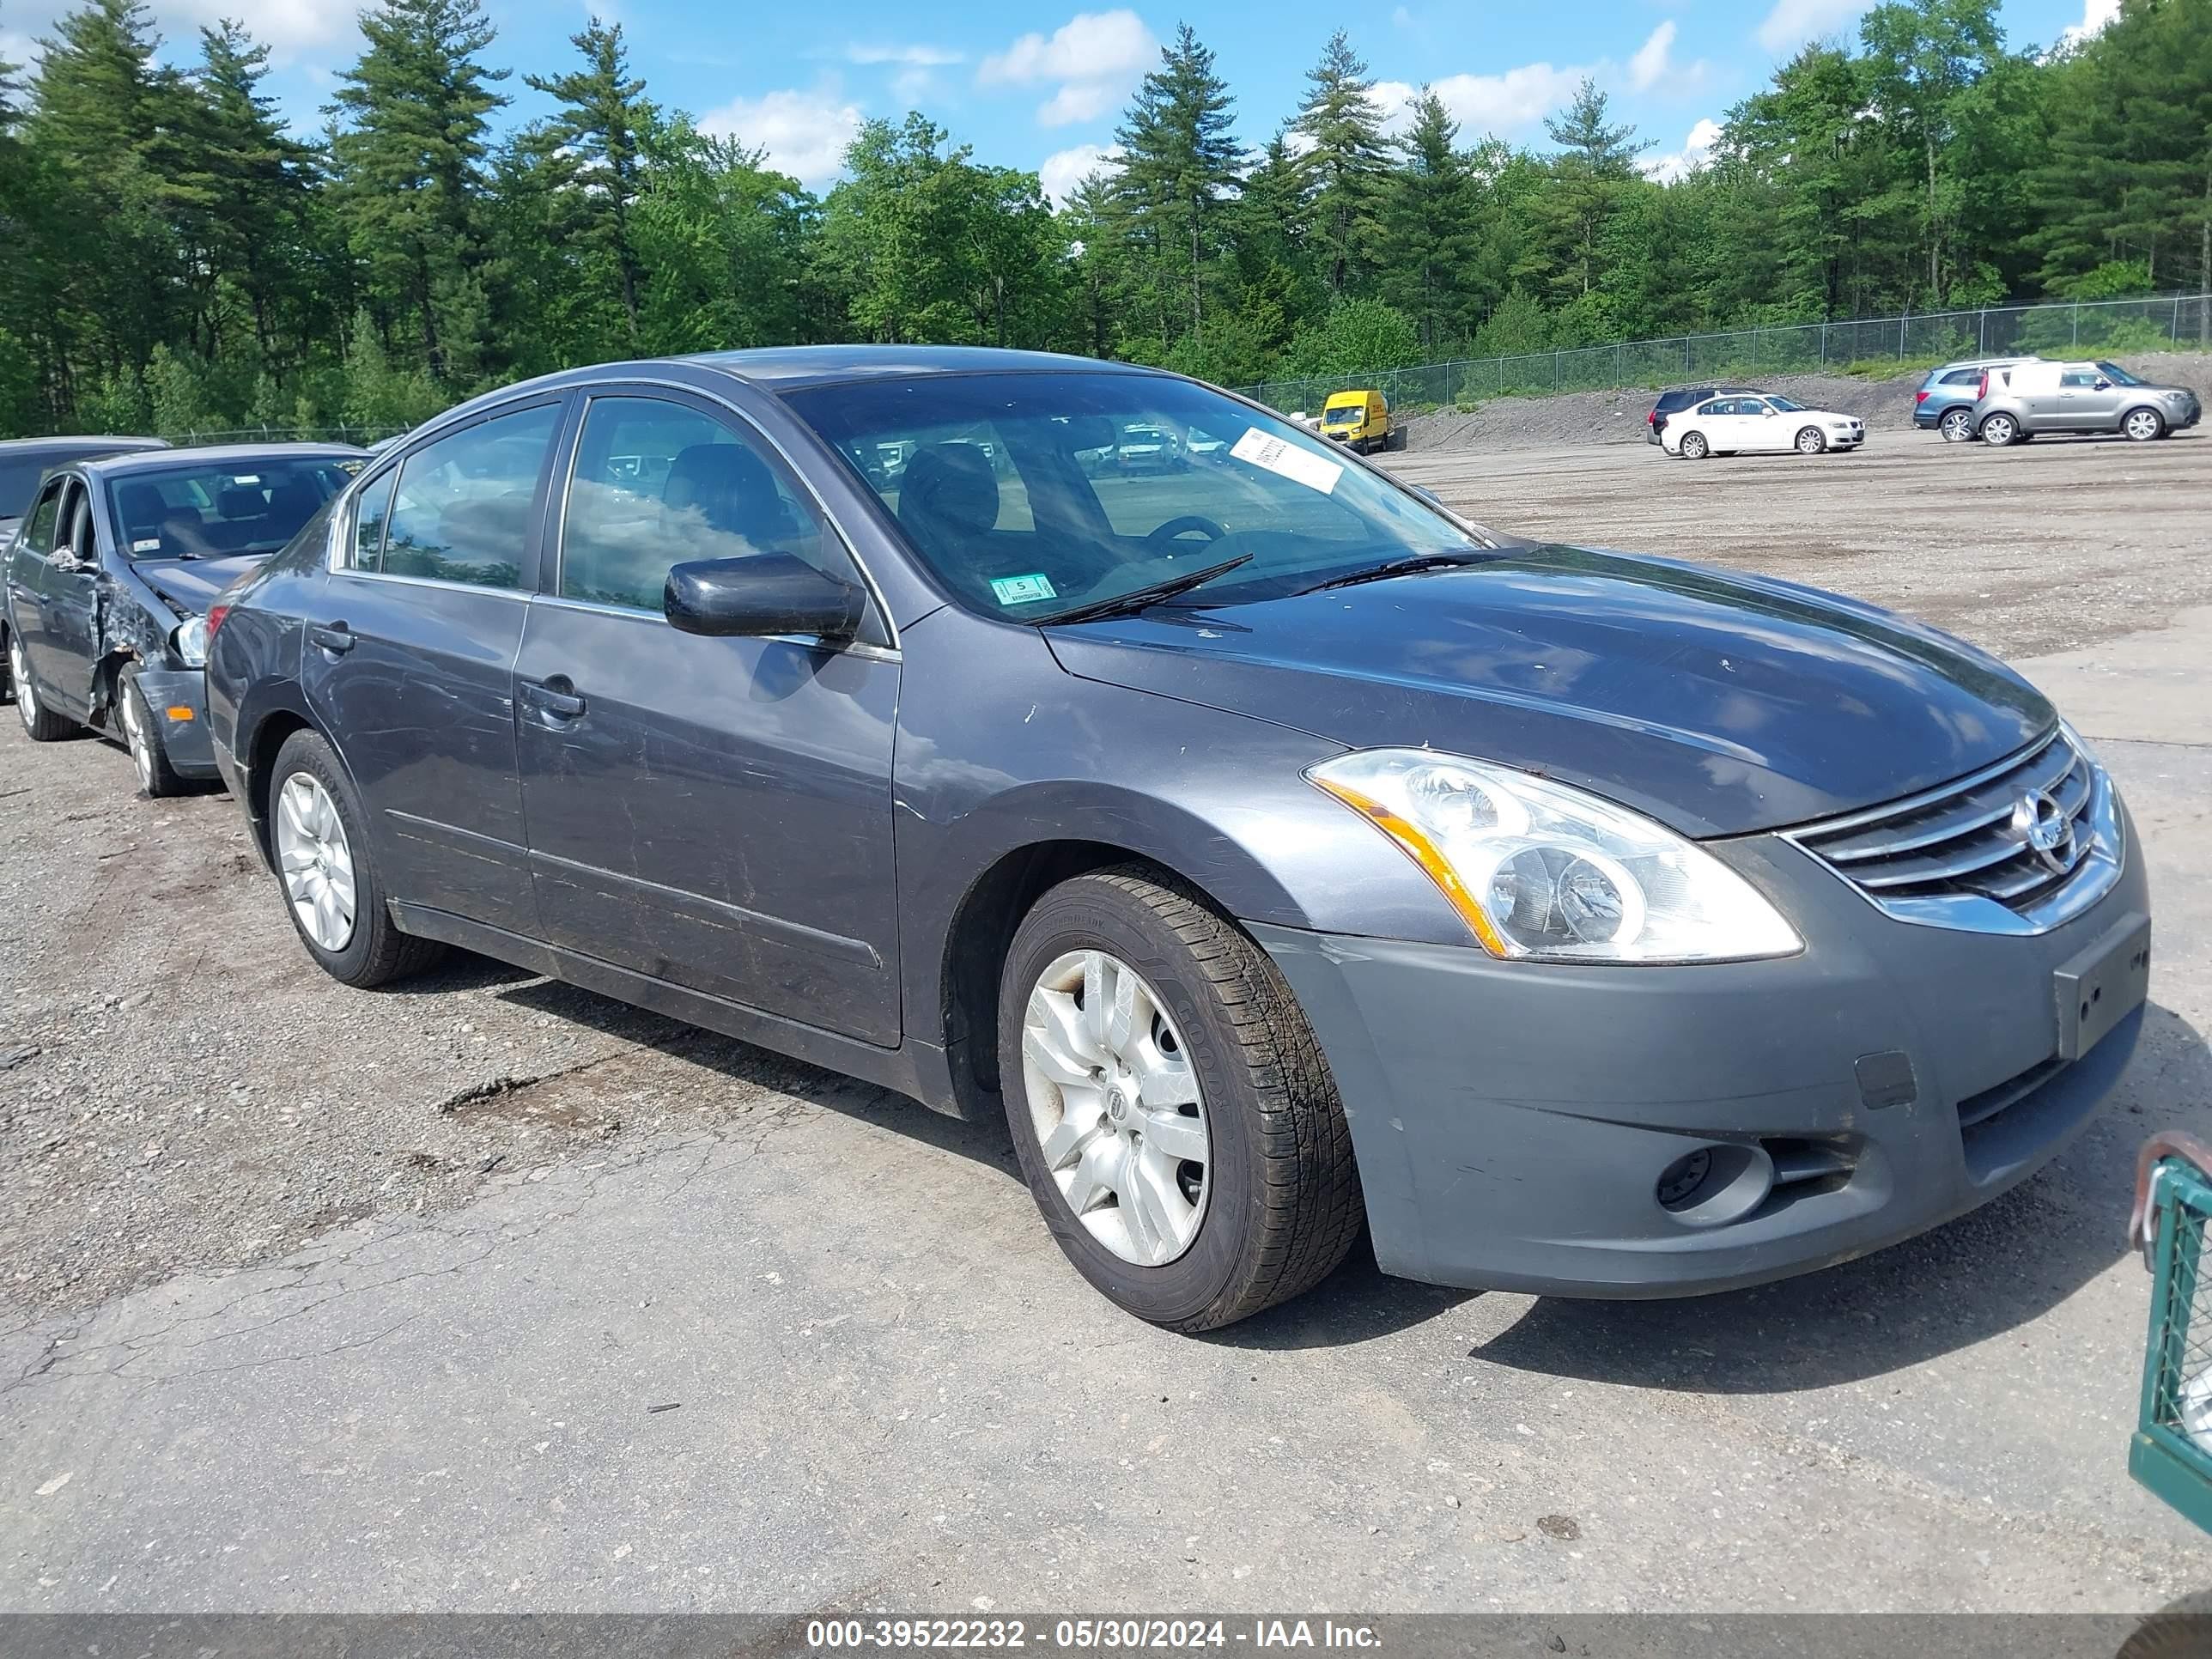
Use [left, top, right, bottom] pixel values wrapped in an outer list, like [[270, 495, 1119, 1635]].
[[2060, 369, 2100, 388], [348, 470, 396, 572], [107, 459, 356, 561], [558, 396, 846, 613], [20, 479, 64, 556], [383, 404, 558, 589], [786, 370, 1473, 622]]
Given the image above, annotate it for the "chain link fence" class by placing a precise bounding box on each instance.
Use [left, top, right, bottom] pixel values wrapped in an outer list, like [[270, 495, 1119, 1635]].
[[1237, 292, 2212, 416], [161, 423, 410, 447]]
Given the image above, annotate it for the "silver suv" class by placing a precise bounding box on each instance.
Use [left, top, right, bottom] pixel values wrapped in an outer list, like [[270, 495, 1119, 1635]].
[[1974, 359, 2203, 446]]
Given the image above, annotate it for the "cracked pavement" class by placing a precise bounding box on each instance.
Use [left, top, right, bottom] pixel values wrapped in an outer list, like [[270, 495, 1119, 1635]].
[[3, 443, 2212, 1613]]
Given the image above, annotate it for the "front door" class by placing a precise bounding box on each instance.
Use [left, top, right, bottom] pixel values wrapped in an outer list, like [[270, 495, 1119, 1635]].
[[301, 399, 563, 937], [2055, 366, 2120, 431], [514, 390, 902, 1047], [6, 477, 70, 694], [18, 478, 100, 707]]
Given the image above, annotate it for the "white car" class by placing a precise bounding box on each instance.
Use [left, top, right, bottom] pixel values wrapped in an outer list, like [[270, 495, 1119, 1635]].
[[1662, 393, 1866, 459]]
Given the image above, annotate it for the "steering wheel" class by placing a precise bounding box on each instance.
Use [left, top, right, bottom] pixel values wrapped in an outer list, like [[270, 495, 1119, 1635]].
[[1145, 514, 1230, 552]]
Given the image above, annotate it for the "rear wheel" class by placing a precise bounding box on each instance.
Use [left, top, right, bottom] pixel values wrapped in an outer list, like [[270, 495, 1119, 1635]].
[[2123, 406, 2166, 442], [1679, 431, 1709, 460], [1795, 426, 1826, 455], [1980, 411, 2021, 447], [9, 629, 75, 741], [118, 669, 188, 798], [267, 728, 446, 988], [999, 867, 1362, 1332], [1939, 407, 1975, 443]]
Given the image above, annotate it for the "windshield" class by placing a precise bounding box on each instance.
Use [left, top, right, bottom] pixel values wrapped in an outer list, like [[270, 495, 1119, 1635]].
[[1765, 395, 1807, 412], [2094, 362, 2143, 386], [786, 372, 1473, 622], [1322, 404, 1364, 425], [107, 458, 357, 560]]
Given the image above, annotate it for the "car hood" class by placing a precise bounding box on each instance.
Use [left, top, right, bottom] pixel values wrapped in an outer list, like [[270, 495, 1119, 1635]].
[[134, 552, 269, 617], [1042, 544, 2053, 837]]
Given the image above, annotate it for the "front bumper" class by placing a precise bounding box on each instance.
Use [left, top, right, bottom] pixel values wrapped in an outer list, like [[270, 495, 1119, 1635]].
[[130, 665, 220, 778], [1255, 807, 2148, 1297]]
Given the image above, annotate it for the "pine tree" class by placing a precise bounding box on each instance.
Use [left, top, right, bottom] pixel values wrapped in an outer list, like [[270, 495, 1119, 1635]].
[[1857, 0, 2006, 303], [329, 0, 510, 381], [1113, 24, 1240, 346], [1377, 89, 1480, 353], [1531, 78, 1650, 305], [1292, 30, 1392, 298], [525, 19, 653, 345]]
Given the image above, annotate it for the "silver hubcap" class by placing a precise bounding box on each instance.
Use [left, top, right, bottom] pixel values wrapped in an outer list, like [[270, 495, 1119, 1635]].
[[2128, 411, 2158, 440], [1987, 416, 2014, 442], [9, 636, 33, 724], [1685, 436, 1704, 458], [1798, 430, 1820, 453], [1021, 949, 1211, 1267], [123, 690, 152, 788], [275, 772, 358, 952], [1942, 410, 1971, 440]]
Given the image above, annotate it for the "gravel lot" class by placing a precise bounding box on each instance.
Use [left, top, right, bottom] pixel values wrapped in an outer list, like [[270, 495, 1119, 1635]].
[[3, 427, 2210, 1615]]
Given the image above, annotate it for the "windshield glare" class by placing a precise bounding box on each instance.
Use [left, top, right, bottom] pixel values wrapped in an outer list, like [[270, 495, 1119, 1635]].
[[787, 373, 1472, 621], [108, 459, 356, 560], [1322, 405, 1363, 424]]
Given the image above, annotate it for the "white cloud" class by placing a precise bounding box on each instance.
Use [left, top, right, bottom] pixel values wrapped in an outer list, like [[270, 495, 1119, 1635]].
[[1039, 142, 1121, 207], [1429, 64, 1588, 135], [1757, 0, 1874, 54], [847, 43, 963, 68], [2061, 0, 2121, 45], [1368, 78, 1420, 137], [1644, 116, 1723, 182], [978, 9, 1156, 129], [5, 0, 353, 64], [699, 86, 864, 189]]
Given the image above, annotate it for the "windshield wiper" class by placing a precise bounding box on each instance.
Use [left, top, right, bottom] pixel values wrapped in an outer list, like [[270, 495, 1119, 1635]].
[[1036, 553, 1254, 625], [1292, 550, 1498, 596]]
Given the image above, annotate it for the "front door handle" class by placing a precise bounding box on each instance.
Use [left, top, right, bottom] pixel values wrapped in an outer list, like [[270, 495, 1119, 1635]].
[[520, 674, 586, 720], [309, 623, 356, 655]]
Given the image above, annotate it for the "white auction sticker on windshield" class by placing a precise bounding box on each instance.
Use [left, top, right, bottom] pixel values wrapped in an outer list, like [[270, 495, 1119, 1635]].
[[1231, 428, 1342, 495]]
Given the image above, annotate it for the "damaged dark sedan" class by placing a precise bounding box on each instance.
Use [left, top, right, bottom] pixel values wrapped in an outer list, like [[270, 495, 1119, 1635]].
[[204, 349, 2148, 1332], [3, 444, 363, 795]]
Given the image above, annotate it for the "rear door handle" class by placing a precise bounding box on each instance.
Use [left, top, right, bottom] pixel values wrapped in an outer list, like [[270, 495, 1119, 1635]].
[[519, 675, 586, 720], [309, 623, 356, 654]]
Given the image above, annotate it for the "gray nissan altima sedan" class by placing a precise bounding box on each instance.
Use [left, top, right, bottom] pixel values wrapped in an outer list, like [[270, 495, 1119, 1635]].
[[204, 347, 2149, 1331]]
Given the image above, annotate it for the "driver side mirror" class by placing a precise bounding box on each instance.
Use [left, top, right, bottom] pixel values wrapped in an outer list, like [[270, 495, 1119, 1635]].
[[665, 554, 866, 643], [2094, 379, 2112, 392]]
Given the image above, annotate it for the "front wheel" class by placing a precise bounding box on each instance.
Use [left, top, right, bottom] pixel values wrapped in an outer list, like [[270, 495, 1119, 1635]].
[[1939, 407, 1975, 443], [1980, 411, 2021, 447], [1795, 426, 1826, 455], [2123, 406, 2166, 442], [118, 670, 189, 798], [999, 867, 1362, 1332], [267, 728, 446, 988], [9, 628, 75, 741], [1679, 431, 1709, 460]]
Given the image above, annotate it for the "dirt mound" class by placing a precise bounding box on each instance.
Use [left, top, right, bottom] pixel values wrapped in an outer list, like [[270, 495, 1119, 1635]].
[[1397, 350, 2212, 453]]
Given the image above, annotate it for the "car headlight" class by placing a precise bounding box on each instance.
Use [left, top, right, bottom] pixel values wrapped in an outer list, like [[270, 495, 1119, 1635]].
[[171, 615, 208, 667], [1307, 750, 1802, 963]]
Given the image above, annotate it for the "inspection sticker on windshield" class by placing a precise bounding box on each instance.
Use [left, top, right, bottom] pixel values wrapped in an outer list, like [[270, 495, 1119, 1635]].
[[990, 573, 1058, 606], [131, 538, 161, 553], [1231, 428, 1342, 495]]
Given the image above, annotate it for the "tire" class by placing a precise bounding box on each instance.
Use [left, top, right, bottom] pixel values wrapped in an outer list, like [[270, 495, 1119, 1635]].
[[1795, 426, 1826, 455], [1939, 407, 1975, 443], [1980, 411, 2021, 447], [266, 728, 446, 988], [2123, 405, 2166, 442], [2117, 1592, 2212, 1659], [1679, 431, 1709, 460], [8, 626, 76, 741], [998, 866, 1363, 1332], [118, 668, 189, 798]]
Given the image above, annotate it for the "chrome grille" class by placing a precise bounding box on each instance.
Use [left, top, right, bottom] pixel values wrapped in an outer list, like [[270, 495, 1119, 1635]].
[[1787, 727, 2123, 934]]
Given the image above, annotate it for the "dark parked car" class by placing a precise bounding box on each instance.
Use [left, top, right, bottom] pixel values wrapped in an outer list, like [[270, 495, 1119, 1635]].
[[206, 347, 2148, 1332], [4, 444, 364, 794], [1646, 384, 1759, 446], [0, 434, 168, 556]]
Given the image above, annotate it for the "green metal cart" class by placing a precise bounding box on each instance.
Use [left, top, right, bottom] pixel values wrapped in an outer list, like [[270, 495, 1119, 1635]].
[[2130, 1131, 2212, 1534]]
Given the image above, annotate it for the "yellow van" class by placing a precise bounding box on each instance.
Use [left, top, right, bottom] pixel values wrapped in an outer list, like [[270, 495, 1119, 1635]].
[[1319, 389, 1397, 454]]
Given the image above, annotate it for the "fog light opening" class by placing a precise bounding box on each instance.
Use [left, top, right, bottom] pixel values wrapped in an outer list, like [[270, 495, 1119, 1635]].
[[1655, 1142, 1774, 1229]]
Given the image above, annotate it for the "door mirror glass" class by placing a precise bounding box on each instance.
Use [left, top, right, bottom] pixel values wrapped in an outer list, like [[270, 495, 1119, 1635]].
[[2094, 379, 2112, 391], [665, 554, 865, 642]]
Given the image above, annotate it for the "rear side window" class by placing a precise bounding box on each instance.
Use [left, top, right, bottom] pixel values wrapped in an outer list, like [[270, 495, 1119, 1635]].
[[382, 404, 558, 589], [1695, 399, 1729, 416], [1656, 390, 1705, 413], [557, 396, 842, 612], [19, 478, 64, 555], [1942, 368, 1983, 386]]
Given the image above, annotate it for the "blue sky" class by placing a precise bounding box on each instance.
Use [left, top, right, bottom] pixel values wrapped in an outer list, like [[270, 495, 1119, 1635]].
[[2, 0, 2118, 198]]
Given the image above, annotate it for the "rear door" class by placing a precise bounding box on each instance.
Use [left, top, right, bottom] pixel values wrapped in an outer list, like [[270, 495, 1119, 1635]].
[[514, 387, 902, 1045], [21, 477, 100, 702], [301, 398, 563, 937]]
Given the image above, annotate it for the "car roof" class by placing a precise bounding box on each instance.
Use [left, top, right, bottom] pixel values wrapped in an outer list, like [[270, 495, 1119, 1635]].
[[680, 343, 1155, 390], [0, 434, 168, 455], [1931, 356, 2039, 371], [77, 441, 369, 477]]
